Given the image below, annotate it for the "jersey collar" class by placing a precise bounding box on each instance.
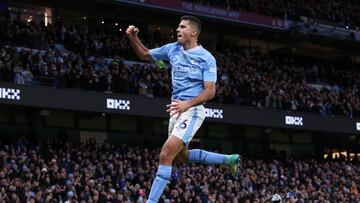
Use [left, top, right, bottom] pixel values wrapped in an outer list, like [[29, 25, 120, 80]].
[[179, 43, 202, 53]]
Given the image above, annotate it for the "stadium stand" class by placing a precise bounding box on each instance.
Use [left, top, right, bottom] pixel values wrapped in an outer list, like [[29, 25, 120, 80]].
[[0, 16, 359, 117], [186, 0, 360, 28], [1, 2, 360, 202], [0, 137, 358, 202]]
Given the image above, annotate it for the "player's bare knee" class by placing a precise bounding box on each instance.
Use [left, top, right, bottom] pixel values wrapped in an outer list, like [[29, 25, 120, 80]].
[[159, 150, 173, 163], [175, 155, 187, 164], [174, 150, 188, 164]]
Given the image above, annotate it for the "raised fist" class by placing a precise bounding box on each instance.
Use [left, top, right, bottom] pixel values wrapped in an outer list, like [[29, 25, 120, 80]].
[[126, 25, 139, 38]]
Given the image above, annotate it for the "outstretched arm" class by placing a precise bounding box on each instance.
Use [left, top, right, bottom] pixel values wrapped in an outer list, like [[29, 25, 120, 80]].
[[126, 25, 152, 61]]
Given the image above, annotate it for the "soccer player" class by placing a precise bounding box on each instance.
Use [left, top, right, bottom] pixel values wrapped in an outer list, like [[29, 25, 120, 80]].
[[126, 15, 240, 203]]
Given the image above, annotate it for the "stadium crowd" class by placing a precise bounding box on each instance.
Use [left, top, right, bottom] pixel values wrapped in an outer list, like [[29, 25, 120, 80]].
[[0, 137, 358, 203], [1, 15, 360, 118], [186, 0, 359, 28], [1, 2, 360, 203]]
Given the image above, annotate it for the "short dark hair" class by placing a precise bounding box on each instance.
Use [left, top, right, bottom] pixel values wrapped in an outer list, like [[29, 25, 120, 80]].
[[181, 15, 201, 33]]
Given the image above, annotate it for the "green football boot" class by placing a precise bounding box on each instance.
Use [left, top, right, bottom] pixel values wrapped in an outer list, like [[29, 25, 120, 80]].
[[228, 154, 241, 177]]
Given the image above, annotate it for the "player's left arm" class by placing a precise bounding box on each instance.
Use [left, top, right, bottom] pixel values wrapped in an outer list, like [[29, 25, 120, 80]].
[[166, 82, 215, 116], [190, 81, 216, 106], [167, 54, 217, 117]]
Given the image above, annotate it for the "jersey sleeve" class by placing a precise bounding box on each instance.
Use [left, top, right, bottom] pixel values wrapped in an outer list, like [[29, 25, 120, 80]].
[[149, 43, 172, 61], [203, 56, 217, 82]]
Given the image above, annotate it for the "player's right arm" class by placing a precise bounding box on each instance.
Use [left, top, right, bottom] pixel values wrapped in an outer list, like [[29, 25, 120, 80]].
[[126, 25, 152, 61]]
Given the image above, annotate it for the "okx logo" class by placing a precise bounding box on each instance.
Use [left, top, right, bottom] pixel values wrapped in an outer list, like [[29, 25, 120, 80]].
[[106, 99, 130, 110], [0, 88, 20, 101], [205, 108, 223, 119], [285, 116, 303, 126]]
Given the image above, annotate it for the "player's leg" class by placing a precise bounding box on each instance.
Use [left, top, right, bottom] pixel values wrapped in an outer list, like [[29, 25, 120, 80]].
[[147, 135, 184, 203], [174, 105, 241, 176], [188, 149, 241, 176], [174, 145, 188, 165], [159, 135, 185, 165], [174, 145, 241, 177], [148, 105, 205, 203]]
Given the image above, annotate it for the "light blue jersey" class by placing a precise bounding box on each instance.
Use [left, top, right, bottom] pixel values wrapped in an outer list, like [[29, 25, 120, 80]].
[[150, 42, 217, 100]]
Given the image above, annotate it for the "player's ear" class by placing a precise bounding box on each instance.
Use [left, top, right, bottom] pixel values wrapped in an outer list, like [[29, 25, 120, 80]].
[[191, 29, 198, 37]]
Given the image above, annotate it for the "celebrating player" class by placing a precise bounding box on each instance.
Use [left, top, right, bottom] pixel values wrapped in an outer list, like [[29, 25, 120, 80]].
[[126, 15, 241, 203]]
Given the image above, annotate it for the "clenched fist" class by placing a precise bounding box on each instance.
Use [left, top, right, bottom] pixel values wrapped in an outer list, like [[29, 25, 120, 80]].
[[126, 25, 139, 39]]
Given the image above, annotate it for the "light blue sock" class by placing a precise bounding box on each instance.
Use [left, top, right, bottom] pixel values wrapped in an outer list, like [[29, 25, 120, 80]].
[[188, 149, 229, 165], [147, 165, 172, 203]]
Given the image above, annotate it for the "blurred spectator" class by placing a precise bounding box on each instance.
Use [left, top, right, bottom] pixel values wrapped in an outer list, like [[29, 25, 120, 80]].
[[186, 0, 359, 28], [0, 16, 359, 118], [0, 137, 358, 202]]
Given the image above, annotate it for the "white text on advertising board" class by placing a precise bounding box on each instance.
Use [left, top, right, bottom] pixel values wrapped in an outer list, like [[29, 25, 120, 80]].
[[205, 108, 223, 119], [0, 88, 20, 101], [106, 99, 130, 110], [285, 116, 303, 126]]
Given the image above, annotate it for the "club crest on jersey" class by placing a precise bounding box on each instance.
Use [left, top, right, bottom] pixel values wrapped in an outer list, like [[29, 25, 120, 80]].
[[171, 55, 180, 64], [191, 59, 198, 65]]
